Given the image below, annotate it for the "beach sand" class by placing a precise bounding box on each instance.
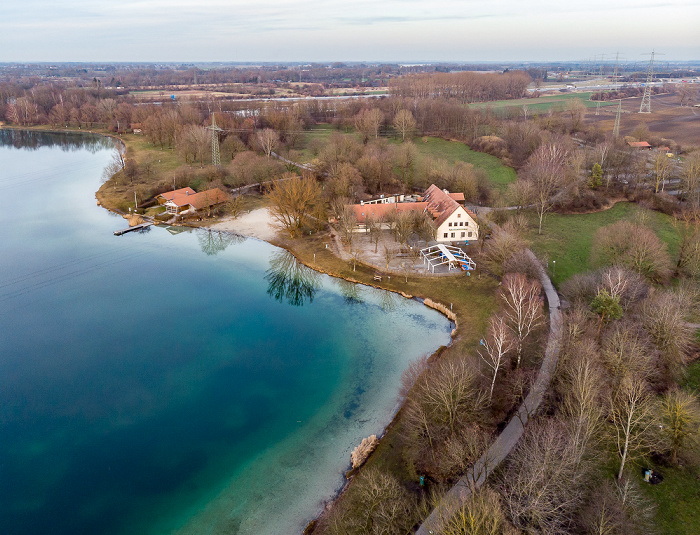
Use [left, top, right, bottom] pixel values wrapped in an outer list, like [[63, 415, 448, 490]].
[[209, 207, 279, 241]]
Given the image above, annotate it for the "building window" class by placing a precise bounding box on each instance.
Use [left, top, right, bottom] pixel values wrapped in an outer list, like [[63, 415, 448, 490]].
[[443, 233, 448, 238], [468, 232, 473, 237], [466, 222, 469, 226], [451, 232, 455, 238], [448, 222, 452, 227], [459, 222, 464, 226], [461, 232, 465, 237], [457, 213, 461, 218]]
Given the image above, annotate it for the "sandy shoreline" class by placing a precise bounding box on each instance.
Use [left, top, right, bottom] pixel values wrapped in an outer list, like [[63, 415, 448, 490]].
[[208, 207, 280, 241]]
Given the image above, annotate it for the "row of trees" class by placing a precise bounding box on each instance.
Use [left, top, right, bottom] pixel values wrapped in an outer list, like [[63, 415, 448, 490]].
[[390, 71, 532, 104]]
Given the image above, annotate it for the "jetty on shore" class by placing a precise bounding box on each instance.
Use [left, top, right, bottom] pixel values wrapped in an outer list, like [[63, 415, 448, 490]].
[[113, 222, 153, 236]]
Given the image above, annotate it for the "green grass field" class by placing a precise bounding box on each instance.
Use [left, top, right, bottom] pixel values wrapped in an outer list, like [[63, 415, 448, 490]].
[[527, 202, 680, 286], [408, 137, 517, 192], [469, 91, 616, 115]]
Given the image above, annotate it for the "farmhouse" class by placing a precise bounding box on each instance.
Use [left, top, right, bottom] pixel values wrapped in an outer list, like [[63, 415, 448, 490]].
[[350, 184, 479, 243], [156, 187, 229, 215]]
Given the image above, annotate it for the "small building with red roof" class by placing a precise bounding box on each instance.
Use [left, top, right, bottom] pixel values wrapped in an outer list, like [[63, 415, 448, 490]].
[[156, 187, 229, 215], [627, 141, 652, 149]]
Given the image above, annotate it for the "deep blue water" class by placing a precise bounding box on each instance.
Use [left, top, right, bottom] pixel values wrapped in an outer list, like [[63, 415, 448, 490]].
[[0, 130, 451, 535]]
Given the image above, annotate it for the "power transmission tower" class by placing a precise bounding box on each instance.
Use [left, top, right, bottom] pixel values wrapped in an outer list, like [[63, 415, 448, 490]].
[[613, 100, 622, 138], [613, 52, 620, 90], [596, 100, 601, 116], [208, 113, 222, 167], [639, 51, 658, 113]]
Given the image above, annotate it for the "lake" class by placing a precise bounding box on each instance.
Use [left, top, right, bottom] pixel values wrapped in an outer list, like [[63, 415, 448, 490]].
[[0, 129, 452, 535]]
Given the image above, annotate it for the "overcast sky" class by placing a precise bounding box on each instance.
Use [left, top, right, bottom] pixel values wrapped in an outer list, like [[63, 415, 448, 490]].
[[1, 0, 698, 63]]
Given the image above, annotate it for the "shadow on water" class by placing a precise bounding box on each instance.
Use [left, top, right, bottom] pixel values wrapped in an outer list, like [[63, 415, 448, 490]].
[[196, 228, 245, 256], [0, 129, 115, 152], [264, 250, 320, 307]]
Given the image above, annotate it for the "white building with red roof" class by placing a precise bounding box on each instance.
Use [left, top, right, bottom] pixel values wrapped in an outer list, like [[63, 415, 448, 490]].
[[350, 184, 478, 243]]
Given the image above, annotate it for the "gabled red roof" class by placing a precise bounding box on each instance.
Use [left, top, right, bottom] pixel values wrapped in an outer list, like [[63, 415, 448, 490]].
[[628, 141, 651, 148], [171, 188, 229, 209], [158, 187, 196, 201], [349, 185, 476, 227], [424, 184, 462, 228]]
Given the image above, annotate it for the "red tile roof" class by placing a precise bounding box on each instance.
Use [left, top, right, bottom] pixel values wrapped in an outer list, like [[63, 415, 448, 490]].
[[628, 141, 651, 148], [423, 184, 464, 228], [158, 187, 196, 201], [350, 185, 476, 227], [159, 188, 229, 210], [174, 188, 229, 210]]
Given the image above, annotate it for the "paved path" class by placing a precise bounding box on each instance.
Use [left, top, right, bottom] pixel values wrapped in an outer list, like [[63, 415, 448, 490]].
[[416, 249, 563, 534]]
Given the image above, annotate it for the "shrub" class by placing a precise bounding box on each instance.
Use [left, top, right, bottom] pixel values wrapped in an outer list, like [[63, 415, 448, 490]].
[[591, 220, 672, 283]]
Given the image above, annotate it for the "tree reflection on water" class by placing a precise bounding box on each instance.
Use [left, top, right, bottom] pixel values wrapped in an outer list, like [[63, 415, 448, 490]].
[[336, 278, 364, 306], [197, 228, 244, 256], [264, 250, 320, 306]]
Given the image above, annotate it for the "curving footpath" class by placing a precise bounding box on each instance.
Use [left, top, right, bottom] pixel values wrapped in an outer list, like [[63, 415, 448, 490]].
[[416, 249, 563, 534]]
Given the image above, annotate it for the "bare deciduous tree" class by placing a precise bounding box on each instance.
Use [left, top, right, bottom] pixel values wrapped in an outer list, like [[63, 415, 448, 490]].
[[257, 128, 279, 158], [440, 486, 508, 535], [673, 209, 700, 278], [481, 222, 527, 276], [355, 108, 385, 142], [479, 314, 515, 401], [658, 388, 700, 464], [610, 376, 659, 480], [680, 152, 700, 209], [266, 175, 324, 237], [561, 357, 606, 461], [641, 290, 693, 382], [366, 214, 382, 253], [653, 151, 672, 193], [392, 109, 417, 141], [499, 273, 544, 367], [521, 142, 569, 234], [500, 419, 589, 534], [403, 357, 487, 460], [382, 244, 395, 271], [592, 220, 672, 283]]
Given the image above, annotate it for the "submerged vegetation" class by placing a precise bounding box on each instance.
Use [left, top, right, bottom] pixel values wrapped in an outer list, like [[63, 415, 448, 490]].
[[3, 62, 700, 534]]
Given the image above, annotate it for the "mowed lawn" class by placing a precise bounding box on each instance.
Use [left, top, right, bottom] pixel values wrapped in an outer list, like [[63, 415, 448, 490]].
[[528, 202, 681, 286], [299, 125, 516, 193]]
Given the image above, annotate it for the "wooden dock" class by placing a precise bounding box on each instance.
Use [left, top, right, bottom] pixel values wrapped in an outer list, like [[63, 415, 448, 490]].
[[113, 222, 153, 236]]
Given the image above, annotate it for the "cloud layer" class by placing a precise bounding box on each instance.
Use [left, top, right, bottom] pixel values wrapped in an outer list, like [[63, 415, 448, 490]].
[[1, 0, 698, 61]]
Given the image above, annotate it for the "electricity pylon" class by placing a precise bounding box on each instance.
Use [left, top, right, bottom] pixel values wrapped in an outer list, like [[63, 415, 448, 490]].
[[639, 51, 661, 114], [208, 113, 222, 167], [613, 100, 622, 138]]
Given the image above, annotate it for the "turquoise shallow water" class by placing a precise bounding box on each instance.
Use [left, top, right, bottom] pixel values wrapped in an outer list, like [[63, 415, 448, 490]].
[[0, 130, 452, 535]]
